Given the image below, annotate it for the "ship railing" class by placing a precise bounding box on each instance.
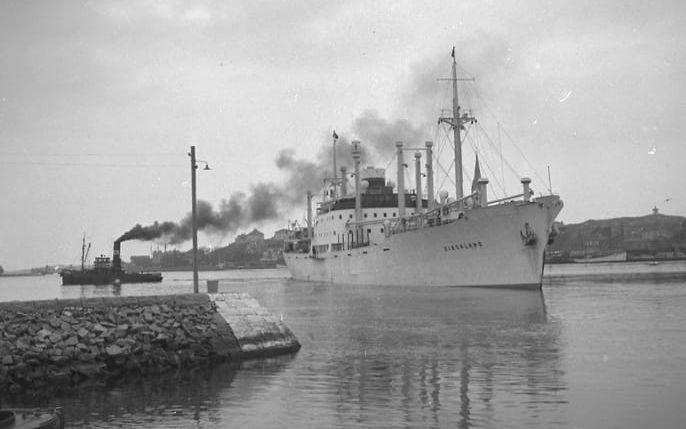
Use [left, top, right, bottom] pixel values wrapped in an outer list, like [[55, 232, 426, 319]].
[[485, 193, 525, 206], [394, 191, 480, 233], [344, 189, 533, 239], [340, 192, 477, 237]]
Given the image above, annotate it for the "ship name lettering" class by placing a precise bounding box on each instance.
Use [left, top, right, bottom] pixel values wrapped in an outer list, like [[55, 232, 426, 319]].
[[443, 241, 484, 252]]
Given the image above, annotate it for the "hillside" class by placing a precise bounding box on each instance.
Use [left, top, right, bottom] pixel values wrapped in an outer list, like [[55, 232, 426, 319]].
[[547, 210, 686, 262]]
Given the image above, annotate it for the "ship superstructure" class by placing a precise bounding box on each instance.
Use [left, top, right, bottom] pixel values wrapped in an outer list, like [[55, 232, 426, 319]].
[[283, 50, 563, 288]]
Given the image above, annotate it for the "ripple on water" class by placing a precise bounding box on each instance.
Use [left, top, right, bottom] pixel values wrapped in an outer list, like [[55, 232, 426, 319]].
[[1, 264, 686, 428]]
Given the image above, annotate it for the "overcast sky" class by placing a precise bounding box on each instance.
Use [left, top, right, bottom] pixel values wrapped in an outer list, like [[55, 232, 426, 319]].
[[1, 0, 684, 270]]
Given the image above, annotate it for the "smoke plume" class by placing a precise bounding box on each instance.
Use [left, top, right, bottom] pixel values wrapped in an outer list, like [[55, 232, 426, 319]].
[[352, 110, 426, 159], [118, 116, 427, 245], [117, 221, 177, 243], [118, 183, 282, 244], [118, 51, 450, 246], [118, 43, 541, 245]]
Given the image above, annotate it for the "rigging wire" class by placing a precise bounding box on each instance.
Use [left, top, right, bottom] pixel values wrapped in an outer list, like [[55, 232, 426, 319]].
[[0, 151, 180, 157], [451, 60, 549, 187], [476, 123, 523, 179], [464, 123, 505, 199], [0, 160, 185, 167], [471, 123, 508, 197], [469, 139, 506, 197], [498, 125, 548, 185], [467, 84, 548, 185], [433, 124, 456, 191], [437, 159, 455, 193]]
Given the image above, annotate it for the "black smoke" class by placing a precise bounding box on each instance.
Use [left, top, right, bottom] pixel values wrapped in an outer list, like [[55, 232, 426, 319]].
[[118, 44, 525, 245], [117, 184, 281, 244], [118, 116, 427, 245], [117, 221, 177, 243]]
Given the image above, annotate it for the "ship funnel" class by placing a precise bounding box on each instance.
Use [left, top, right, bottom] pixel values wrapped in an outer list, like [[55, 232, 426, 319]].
[[521, 177, 532, 202], [113, 240, 122, 273]]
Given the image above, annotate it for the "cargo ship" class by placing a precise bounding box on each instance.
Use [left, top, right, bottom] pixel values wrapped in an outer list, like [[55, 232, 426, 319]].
[[60, 239, 162, 285], [283, 49, 563, 288]]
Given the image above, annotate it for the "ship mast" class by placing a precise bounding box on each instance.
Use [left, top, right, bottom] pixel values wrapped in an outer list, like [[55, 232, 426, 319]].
[[439, 47, 475, 201], [451, 49, 462, 200]]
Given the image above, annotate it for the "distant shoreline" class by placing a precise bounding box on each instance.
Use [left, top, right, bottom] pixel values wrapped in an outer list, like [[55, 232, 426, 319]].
[[0, 272, 51, 278]]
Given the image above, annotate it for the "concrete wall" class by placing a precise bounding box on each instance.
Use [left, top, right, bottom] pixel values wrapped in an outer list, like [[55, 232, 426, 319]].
[[0, 293, 300, 393]]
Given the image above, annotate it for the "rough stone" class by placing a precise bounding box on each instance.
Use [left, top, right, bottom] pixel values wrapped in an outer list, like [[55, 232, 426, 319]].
[[0, 293, 300, 393], [153, 333, 169, 343], [92, 323, 107, 333], [78, 352, 96, 362], [105, 344, 123, 356], [50, 354, 68, 364]]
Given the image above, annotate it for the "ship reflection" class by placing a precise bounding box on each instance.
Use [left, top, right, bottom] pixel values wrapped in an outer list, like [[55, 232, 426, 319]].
[[315, 287, 564, 428], [60, 283, 122, 299]]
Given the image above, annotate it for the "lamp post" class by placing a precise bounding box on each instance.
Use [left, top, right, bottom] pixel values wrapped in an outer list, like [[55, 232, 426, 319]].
[[188, 145, 210, 293]]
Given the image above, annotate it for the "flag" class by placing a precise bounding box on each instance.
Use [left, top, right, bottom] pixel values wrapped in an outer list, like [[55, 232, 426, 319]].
[[471, 155, 481, 193], [332, 130, 339, 140]]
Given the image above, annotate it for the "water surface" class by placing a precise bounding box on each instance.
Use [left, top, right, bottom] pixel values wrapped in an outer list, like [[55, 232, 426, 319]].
[[1, 262, 685, 428]]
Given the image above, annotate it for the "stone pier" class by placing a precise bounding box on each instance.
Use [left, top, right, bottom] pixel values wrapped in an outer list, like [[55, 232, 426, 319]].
[[0, 293, 300, 393]]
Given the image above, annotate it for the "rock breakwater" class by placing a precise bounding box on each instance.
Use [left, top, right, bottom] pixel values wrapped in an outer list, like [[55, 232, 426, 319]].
[[0, 293, 299, 393]]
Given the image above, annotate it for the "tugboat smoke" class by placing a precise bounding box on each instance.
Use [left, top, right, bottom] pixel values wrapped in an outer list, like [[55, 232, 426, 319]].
[[117, 186, 280, 245]]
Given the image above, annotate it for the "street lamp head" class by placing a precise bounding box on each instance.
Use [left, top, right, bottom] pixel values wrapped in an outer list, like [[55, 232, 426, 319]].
[[195, 160, 211, 170]]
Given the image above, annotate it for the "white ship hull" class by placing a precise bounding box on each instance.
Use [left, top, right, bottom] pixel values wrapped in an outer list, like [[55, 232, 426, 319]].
[[285, 195, 562, 288]]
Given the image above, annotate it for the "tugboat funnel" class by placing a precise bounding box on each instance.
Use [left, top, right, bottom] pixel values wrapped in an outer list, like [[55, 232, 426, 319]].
[[113, 241, 122, 273]]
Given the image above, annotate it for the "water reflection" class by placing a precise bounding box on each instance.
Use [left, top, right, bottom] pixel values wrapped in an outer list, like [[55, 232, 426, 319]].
[[2, 274, 569, 427], [3, 266, 684, 427], [269, 284, 566, 428], [60, 283, 122, 299]]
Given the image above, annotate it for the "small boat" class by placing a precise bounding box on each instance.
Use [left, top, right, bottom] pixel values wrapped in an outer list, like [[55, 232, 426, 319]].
[[60, 238, 162, 286]]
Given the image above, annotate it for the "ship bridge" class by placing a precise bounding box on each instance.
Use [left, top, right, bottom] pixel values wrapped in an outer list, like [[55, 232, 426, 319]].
[[317, 166, 427, 215]]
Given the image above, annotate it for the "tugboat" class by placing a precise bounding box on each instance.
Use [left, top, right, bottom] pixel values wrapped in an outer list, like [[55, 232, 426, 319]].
[[60, 238, 162, 285]]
